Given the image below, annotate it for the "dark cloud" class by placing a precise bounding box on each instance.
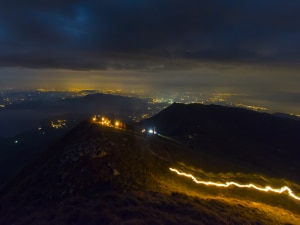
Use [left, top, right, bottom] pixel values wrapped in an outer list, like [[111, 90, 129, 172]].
[[0, 0, 300, 70]]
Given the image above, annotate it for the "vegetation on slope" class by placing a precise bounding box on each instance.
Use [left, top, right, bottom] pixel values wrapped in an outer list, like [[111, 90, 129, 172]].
[[1, 108, 300, 224]]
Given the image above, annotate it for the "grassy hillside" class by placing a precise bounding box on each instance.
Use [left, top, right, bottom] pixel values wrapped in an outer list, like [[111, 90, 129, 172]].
[[0, 120, 299, 224], [142, 103, 300, 183]]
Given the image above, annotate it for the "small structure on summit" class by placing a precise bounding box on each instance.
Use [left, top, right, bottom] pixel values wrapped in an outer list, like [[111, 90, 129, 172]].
[[91, 115, 125, 129]]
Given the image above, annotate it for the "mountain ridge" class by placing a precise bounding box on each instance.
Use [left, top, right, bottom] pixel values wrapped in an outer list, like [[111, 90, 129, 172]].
[[1, 103, 300, 224], [141, 103, 300, 182]]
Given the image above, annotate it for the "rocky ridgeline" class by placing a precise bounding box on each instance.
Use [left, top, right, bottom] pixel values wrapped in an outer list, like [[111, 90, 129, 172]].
[[40, 126, 130, 199], [0, 122, 150, 207], [60, 136, 109, 164]]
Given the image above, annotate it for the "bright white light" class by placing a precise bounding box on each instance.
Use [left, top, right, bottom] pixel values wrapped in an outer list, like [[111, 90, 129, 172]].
[[170, 168, 300, 201], [148, 129, 154, 134], [148, 128, 157, 134]]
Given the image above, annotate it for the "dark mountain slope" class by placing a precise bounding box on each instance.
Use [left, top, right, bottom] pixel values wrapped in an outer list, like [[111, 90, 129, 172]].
[[144, 103, 300, 148], [273, 112, 300, 121], [142, 103, 300, 182], [1, 121, 299, 224], [0, 127, 69, 185]]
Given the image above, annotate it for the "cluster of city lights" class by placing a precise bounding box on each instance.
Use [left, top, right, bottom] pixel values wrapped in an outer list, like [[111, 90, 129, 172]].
[[51, 120, 67, 129], [236, 103, 269, 111], [169, 168, 300, 201]]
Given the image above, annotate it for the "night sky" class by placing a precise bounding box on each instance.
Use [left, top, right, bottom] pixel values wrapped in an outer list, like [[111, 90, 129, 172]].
[[0, 1, 299, 112]]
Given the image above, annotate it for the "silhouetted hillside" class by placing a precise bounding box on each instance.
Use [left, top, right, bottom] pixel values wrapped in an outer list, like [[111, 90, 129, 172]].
[[273, 112, 300, 121], [142, 103, 300, 182], [1, 110, 300, 224], [0, 127, 71, 185], [0, 121, 181, 224]]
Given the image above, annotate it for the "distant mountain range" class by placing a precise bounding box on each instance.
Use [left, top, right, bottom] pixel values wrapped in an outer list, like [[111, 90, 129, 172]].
[[1, 103, 300, 224], [3, 93, 149, 113]]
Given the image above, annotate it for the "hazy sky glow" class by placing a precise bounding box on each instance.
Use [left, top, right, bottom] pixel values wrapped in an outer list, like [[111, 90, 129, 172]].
[[0, 1, 300, 113]]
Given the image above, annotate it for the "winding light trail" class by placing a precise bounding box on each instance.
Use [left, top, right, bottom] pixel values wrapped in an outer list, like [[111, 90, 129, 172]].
[[169, 168, 300, 201]]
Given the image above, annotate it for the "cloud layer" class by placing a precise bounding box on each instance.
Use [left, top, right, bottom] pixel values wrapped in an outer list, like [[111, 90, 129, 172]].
[[0, 0, 300, 70]]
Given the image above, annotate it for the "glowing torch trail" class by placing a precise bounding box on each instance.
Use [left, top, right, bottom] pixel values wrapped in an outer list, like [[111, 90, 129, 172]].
[[169, 168, 300, 201]]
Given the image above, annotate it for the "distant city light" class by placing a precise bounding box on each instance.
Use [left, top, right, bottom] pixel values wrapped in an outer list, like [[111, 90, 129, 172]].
[[51, 120, 67, 129]]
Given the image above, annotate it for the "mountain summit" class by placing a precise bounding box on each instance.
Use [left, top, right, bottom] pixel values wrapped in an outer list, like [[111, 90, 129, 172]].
[[1, 104, 300, 224]]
